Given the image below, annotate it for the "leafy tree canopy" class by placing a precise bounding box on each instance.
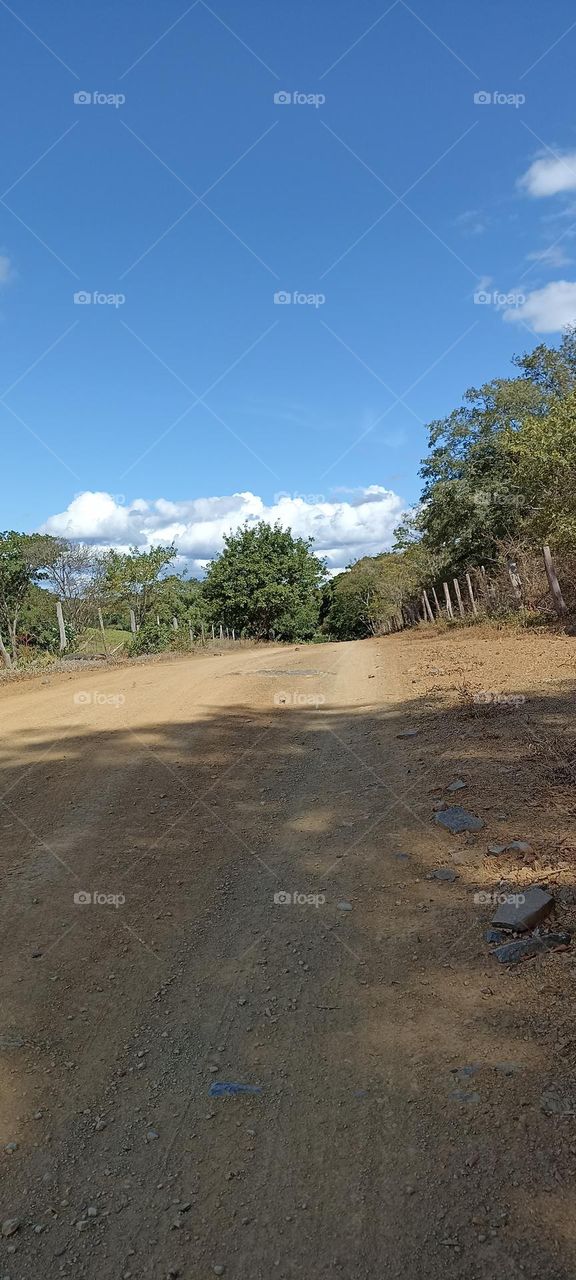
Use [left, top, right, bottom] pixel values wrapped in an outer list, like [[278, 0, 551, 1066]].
[[202, 521, 325, 640]]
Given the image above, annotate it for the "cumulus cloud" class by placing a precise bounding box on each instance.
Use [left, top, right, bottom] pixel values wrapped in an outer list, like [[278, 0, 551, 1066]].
[[503, 280, 576, 333], [40, 486, 406, 575], [520, 152, 576, 198]]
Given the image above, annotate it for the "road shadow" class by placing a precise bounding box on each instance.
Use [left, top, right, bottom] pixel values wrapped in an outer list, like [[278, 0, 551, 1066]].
[[1, 675, 576, 1276]]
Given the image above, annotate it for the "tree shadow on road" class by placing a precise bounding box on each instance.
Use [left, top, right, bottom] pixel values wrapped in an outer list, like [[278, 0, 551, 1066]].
[[1, 676, 576, 1276]]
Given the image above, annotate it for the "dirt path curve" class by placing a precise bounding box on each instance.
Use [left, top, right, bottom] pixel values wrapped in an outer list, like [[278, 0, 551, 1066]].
[[0, 639, 572, 1278]]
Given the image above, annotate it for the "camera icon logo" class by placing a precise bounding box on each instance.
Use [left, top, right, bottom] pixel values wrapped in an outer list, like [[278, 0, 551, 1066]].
[[473, 90, 492, 105], [274, 290, 292, 305], [274, 90, 292, 105], [73, 690, 92, 704], [73, 291, 92, 305], [73, 890, 92, 905], [273, 891, 292, 905], [74, 90, 92, 105], [473, 290, 492, 305]]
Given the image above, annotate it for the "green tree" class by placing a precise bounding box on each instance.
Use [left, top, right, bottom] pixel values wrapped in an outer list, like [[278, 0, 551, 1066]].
[[100, 544, 177, 628], [0, 532, 59, 667], [323, 544, 442, 639], [505, 389, 576, 548], [202, 522, 325, 640], [414, 328, 576, 571]]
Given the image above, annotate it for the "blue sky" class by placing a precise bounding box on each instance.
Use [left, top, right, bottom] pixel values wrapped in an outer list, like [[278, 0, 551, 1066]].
[[2, 0, 576, 570]]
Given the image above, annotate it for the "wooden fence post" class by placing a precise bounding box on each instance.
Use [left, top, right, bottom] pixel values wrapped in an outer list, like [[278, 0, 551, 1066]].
[[56, 601, 67, 651], [189, 625, 194, 647], [431, 586, 442, 617], [211, 624, 215, 641], [0, 632, 12, 669], [98, 608, 108, 656], [453, 578, 465, 619], [506, 558, 523, 606], [543, 545, 568, 617], [219, 624, 223, 640], [130, 609, 137, 634], [422, 590, 434, 622], [465, 573, 477, 616], [443, 582, 454, 619], [201, 623, 205, 645], [172, 617, 179, 631]]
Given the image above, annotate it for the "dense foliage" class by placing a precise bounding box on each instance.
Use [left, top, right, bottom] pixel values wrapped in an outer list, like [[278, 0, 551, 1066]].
[[327, 328, 576, 636], [202, 522, 325, 640]]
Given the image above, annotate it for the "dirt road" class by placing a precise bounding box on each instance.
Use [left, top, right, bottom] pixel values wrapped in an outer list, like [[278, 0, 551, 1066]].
[[2, 636, 576, 1278]]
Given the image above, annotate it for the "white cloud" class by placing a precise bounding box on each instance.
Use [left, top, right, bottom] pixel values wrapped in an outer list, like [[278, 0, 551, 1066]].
[[520, 152, 576, 198], [40, 486, 406, 575], [455, 210, 488, 237], [503, 280, 576, 333], [526, 244, 573, 268]]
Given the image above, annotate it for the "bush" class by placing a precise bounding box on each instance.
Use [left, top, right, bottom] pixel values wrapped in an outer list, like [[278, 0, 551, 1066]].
[[127, 621, 173, 656]]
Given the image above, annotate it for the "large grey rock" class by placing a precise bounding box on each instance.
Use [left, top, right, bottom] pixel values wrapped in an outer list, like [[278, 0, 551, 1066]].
[[434, 806, 485, 833], [490, 886, 553, 933]]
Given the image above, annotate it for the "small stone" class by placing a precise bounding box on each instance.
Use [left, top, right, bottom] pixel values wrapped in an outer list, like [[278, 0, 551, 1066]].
[[446, 779, 467, 792], [485, 927, 508, 945], [146, 1129, 160, 1141], [397, 729, 419, 738], [507, 840, 532, 853], [337, 902, 352, 912], [435, 806, 485, 834], [493, 931, 570, 965], [213, 1267, 225, 1276], [429, 868, 457, 882], [487, 844, 507, 855], [86, 1205, 98, 1217], [452, 1064, 480, 1080], [1, 1220, 20, 1237], [540, 1088, 576, 1115], [4, 1143, 18, 1153]]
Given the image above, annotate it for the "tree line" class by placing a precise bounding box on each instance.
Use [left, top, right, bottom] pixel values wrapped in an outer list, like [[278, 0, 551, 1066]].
[[3, 325, 576, 666], [322, 327, 576, 637], [0, 523, 327, 667]]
